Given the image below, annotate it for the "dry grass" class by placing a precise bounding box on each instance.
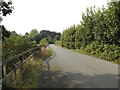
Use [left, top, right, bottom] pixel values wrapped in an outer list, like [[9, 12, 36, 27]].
[[2, 46, 54, 88]]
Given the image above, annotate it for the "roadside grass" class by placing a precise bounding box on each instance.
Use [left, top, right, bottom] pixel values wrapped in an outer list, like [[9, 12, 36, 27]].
[[2, 46, 55, 88], [72, 49, 120, 64], [42, 46, 54, 60], [2, 54, 43, 88], [55, 45, 120, 64], [21, 58, 42, 88], [21, 46, 54, 88]]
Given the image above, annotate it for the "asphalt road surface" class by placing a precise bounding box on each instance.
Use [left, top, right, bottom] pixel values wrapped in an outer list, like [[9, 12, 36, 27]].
[[39, 44, 118, 88]]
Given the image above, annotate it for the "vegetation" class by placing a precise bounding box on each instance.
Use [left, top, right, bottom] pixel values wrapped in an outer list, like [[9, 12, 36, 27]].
[[2, 34, 37, 60], [54, 40, 62, 46], [22, 46, 54, 88], [0, 0, 13, 21], [21, 46, 54, 88], [22, 58, 42, 88], [0, 0, 13, 40], [2, 28, 60, 60], [2, 52, 42, 88], [0, 1, 60, 60], [2, 45, 54, 88], [28, 29, 61, 44], [0, 0, 14, 60], [61, 1, 120, 63], [1, 25, 11, 41], [42, 47, 54, 60], [39, 38, 48, 46]]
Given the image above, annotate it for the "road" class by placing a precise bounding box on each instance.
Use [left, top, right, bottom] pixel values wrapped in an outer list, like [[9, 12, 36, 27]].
[[39, 44, 118, 88]]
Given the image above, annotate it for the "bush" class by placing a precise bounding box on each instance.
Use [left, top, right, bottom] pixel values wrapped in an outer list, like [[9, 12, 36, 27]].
[[84, 43, 120, 61], [2, 35, 36, 59], [61, 1, 120, 62], [39, 38, 48, 46], [54, 40, 62, 46]]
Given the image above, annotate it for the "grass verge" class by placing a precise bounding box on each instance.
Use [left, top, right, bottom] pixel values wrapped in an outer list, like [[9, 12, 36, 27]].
[[72, 49, 120, 64], [3, 46, 54, 88], [21, 46, 54, 88], [21, 58, 42, 88], [42, 46, 54, 60], [55, 45, 120, 64]]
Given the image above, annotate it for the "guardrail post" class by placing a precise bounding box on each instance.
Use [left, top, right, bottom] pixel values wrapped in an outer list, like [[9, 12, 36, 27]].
[[29, 51, 31, 56], [14, 62, 17, 86], [28, 51, 30, 56], [20, 56, 23, 71], [2, 65, 6, 78], [27, 52, 29, 58]]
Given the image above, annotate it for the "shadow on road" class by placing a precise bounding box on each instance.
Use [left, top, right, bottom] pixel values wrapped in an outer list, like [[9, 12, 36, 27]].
[[46, 53, 56, 71], [38, 54, 118, 88], [38, 53, 74, 88], [38, 71, 118, 88], [65, 72, 118, 88]]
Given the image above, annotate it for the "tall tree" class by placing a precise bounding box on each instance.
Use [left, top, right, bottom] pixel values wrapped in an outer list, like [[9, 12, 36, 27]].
[[1, 25, 11, 41], [61, 1, 120, 61], [0, 0, 13, 22], [28, 29, 38, 39], [0, 0, 13, 41]]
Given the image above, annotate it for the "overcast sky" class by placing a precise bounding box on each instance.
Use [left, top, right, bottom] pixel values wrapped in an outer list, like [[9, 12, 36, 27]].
[[1, 0, 108, 35]]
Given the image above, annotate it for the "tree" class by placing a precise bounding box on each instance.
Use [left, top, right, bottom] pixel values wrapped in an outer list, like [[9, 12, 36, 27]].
[[28, 29, 38, 39], [61, 25, 76, 49], [1, 25, 11, 41], [11, 31, 18, 35], [0, 0, 13, 22], [2, 34, 37, 59], [28, 29, 61, 44], [32, 33, 42, 44], [0, 0, 13, 41], [39, 38, 48, 46], [25, 32, 29, 37], [61, 1, 120, 61]]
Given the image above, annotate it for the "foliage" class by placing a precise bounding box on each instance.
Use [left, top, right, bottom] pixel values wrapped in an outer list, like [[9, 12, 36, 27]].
[[61, 1, 120, 62], [10, 31, 18, 36], [54, 40, 62, 46], [2, 52, 43, 88], [62, 25, 76, 49], [2, 34, 37, 59], [0, 0, 13, 22], [1, 25, 11, 41], [42, 47, 54, 60], [39, 38, 48, 46], [28, 29, 38, 39], [29, 29, 61, 44], [22, 59, 42, 88], [2, 28, 59, 60]]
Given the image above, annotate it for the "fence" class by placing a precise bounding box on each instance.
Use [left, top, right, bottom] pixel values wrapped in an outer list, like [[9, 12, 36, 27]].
[[1, 46, 42, 81]]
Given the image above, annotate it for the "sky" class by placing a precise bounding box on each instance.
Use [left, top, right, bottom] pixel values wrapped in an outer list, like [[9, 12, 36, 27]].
[[1, 0, 108, 35]]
